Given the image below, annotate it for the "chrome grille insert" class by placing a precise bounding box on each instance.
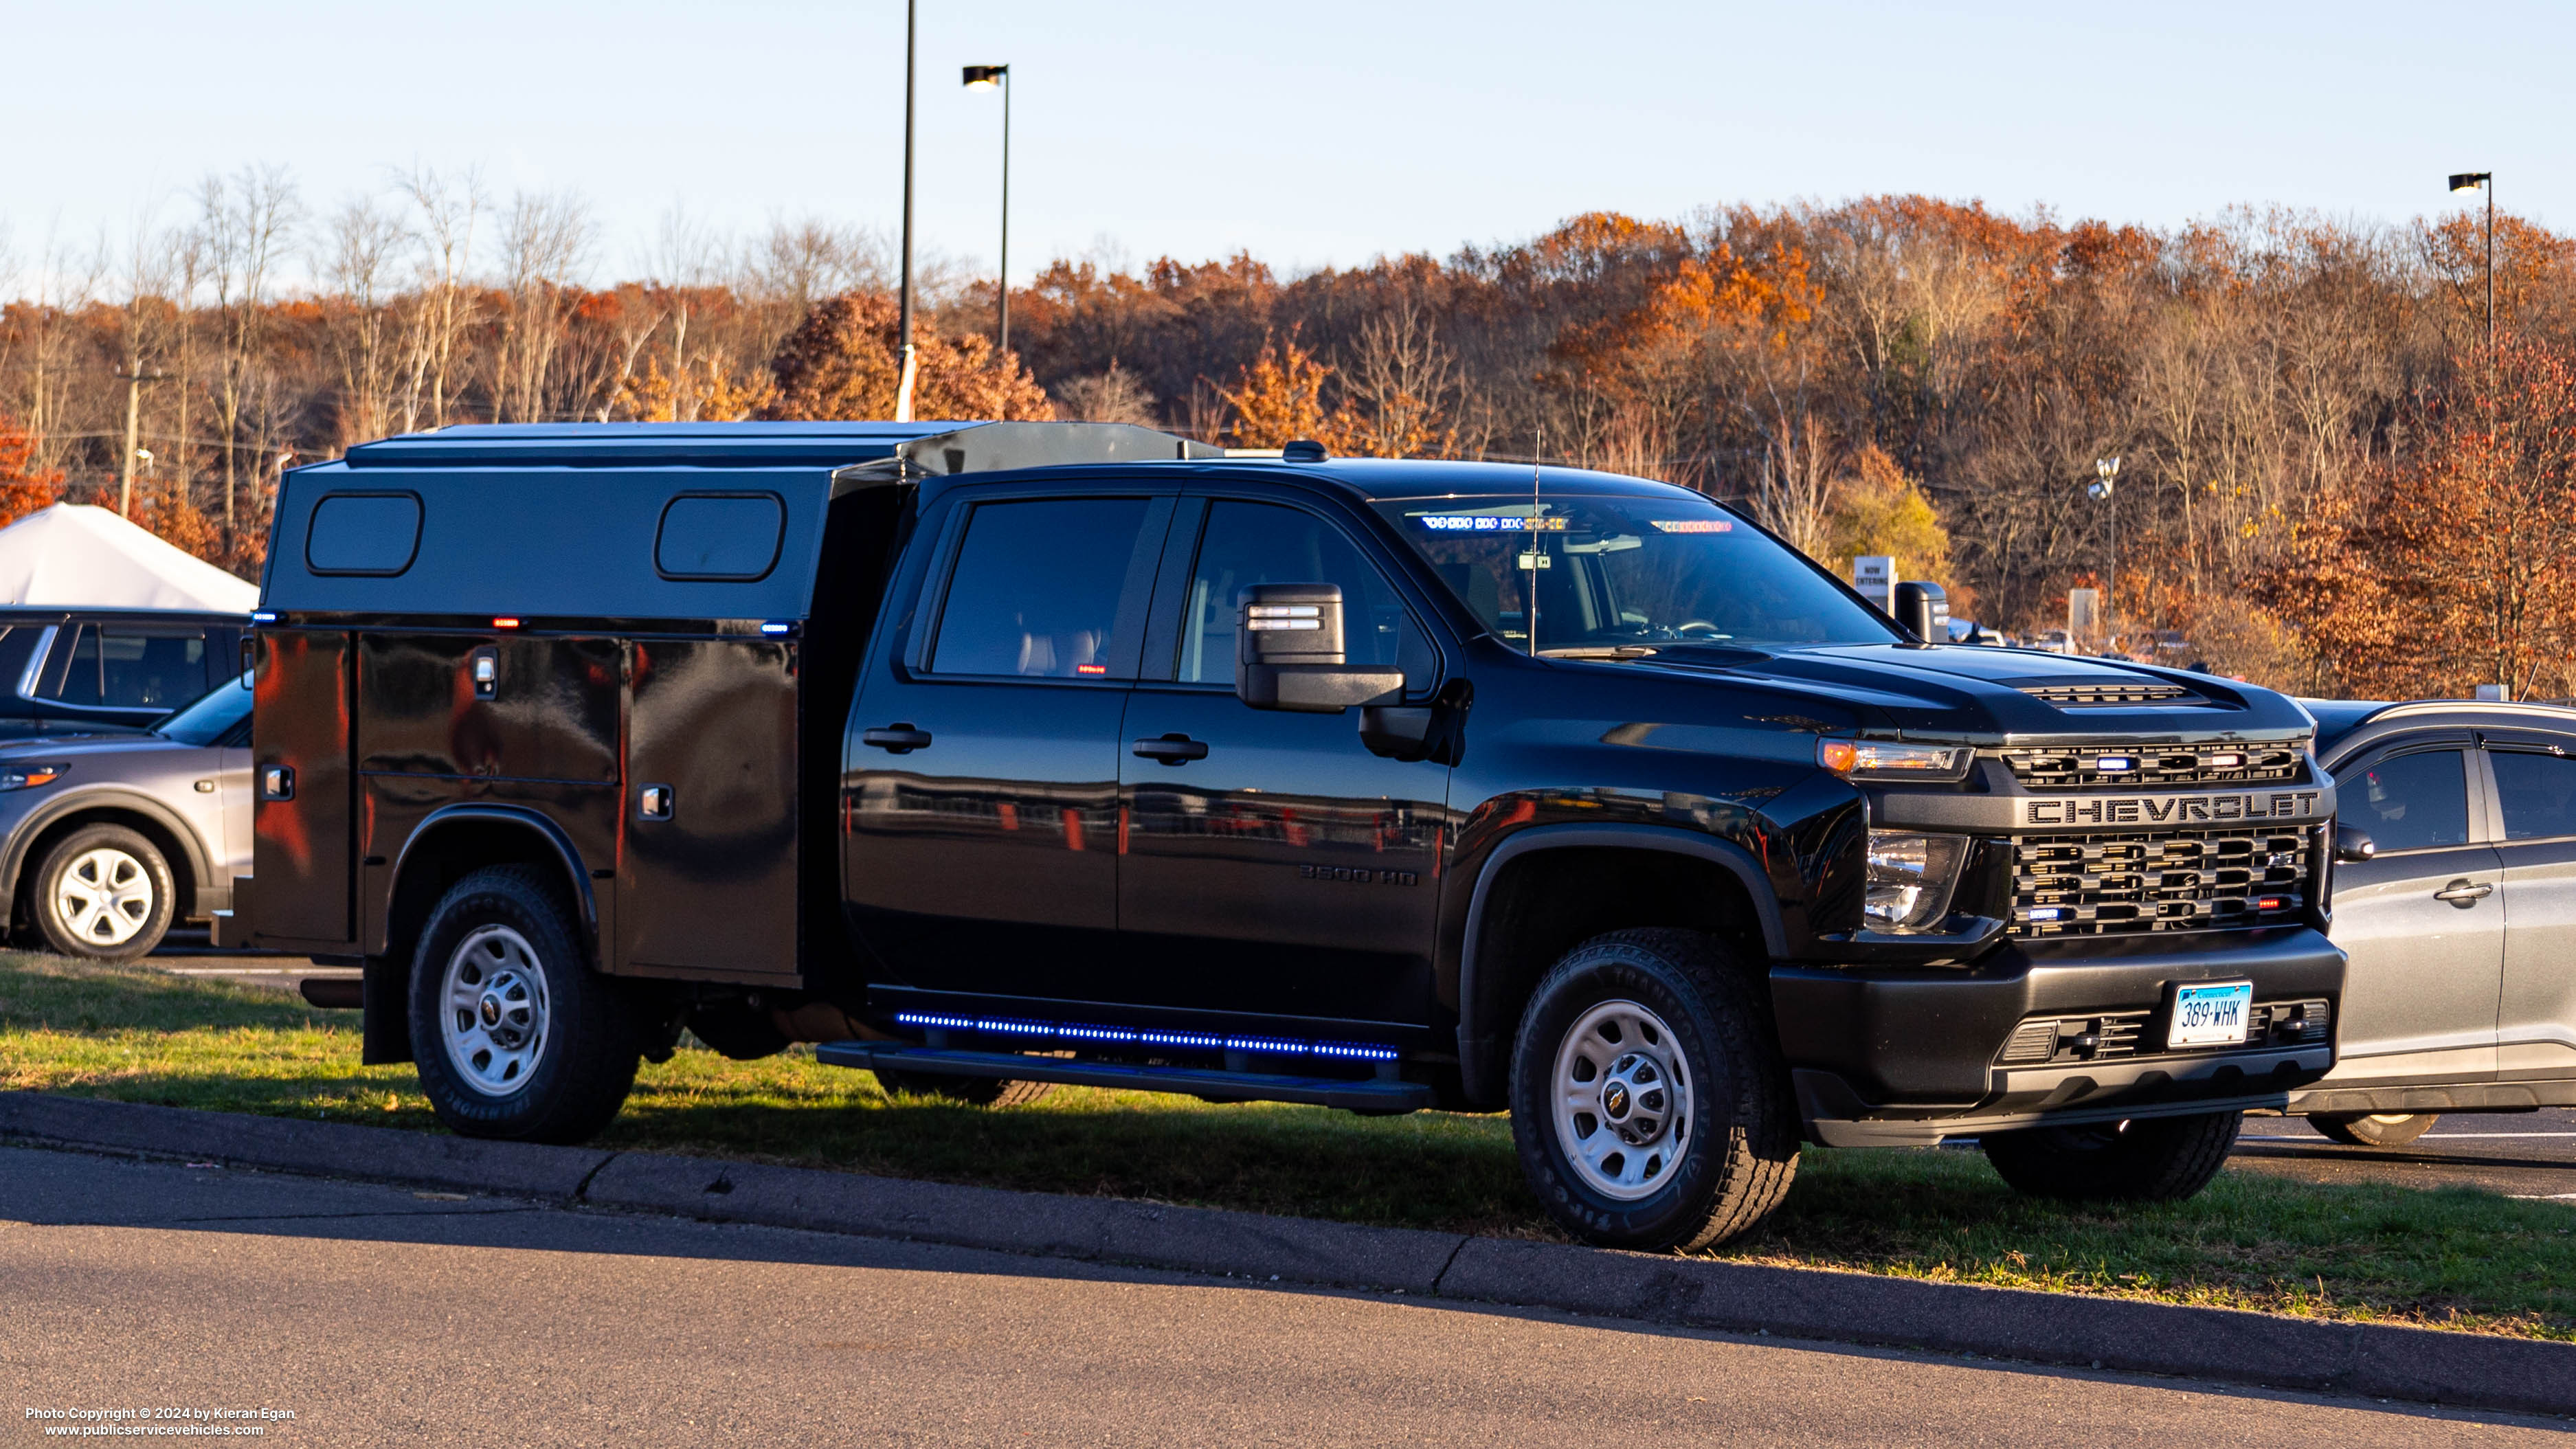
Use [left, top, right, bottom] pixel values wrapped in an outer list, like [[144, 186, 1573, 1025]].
[[2013, 826, 2313, 936]]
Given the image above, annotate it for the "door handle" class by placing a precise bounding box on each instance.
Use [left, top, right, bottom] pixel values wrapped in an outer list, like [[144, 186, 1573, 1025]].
[[2433, 879, 2494, 906], [862, 724, 933, 754], [1132, 734, 1209, 765]]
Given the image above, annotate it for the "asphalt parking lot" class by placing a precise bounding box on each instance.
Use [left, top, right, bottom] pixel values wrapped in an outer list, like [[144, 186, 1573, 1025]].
[[1, 1145, 2555, 1446]]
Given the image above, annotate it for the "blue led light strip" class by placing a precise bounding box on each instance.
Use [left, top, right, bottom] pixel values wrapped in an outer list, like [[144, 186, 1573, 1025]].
[[890, 1012, 1397, 1063]]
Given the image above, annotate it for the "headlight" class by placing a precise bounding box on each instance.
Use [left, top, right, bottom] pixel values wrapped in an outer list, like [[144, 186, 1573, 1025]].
[[1863, 830, 1970, 932], [0, 763, 67, 791], [1818, 739, 1972, 781]]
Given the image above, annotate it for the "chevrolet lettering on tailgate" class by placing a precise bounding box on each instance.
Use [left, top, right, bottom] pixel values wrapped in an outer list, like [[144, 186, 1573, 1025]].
[[2022, 790, 2327, 827]]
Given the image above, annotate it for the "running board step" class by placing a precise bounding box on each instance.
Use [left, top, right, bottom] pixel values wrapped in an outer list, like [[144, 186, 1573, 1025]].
[[814, 1042, 1435, 1114]]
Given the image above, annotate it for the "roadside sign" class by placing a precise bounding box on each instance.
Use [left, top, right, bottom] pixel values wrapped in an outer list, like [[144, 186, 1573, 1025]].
[[1852, 556, 1896, 614]]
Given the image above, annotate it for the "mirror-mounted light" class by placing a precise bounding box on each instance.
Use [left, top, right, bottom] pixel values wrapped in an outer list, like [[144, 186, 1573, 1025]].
[[1235, 583, 1403, 713]]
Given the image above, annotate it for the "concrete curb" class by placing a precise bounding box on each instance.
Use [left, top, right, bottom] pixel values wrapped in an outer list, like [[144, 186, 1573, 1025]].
[[3, 1092, 2567, 1417]]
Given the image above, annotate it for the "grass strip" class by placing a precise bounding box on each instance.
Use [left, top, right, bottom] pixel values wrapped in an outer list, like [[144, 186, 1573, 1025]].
[[3, 950, 2568, 1340]]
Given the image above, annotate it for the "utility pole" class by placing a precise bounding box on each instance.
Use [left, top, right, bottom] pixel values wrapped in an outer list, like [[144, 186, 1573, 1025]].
[[894, 0, 919, 423], [114, 369, 168, 519]]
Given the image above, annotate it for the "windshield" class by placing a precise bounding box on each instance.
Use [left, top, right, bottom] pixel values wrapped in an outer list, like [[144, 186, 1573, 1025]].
[[155, 673, 253, 745], [1372, 493, 1899, 653]]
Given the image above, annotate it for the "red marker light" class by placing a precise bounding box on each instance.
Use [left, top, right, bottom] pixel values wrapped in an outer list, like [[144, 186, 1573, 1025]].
[[1076, 664, 1107, 676], [2258, 897, 2284, 910], [493, 617, 521, 629]]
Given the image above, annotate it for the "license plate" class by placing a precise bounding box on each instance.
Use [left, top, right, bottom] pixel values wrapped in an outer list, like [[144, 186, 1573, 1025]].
[[2169, 980, 2254, 1048]]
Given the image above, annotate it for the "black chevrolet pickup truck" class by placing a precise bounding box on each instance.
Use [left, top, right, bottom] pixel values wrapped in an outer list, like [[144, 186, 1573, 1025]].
[[219, 420, 2347, 1250]]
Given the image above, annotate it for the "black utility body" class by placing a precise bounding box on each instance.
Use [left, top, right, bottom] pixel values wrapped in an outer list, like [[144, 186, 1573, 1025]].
[[221, 420, 2346, 1248]]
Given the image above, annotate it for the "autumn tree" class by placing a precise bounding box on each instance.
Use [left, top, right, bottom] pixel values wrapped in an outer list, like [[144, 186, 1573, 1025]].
[[759, 291, 1051, 423], [1219, 329, 1356, 450], [1825, 446, 1953, 585], [0, 410, 65, 529]]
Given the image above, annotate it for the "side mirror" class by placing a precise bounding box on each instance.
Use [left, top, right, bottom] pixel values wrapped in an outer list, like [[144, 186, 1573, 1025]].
[[2334, 824, 2377, 864], [1893, 581, 1948, 645], [1235, 583, 1405, 714]]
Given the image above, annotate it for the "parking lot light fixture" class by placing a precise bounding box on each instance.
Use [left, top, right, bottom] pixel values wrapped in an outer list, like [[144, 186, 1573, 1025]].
[[963, 64, 1013, 361], [2450, 172, 2495, 355]]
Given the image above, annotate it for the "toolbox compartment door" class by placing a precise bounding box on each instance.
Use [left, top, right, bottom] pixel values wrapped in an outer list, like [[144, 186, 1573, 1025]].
[[618, 636, 803, 981], [251, 629, 357, 949]]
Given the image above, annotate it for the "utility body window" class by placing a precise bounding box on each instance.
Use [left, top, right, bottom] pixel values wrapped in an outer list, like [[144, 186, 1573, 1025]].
[[930, 498, 1150, 679], [51, 625, 210, 710], [1176, 501, 1431, 688], [2489, 749, 2576, 840], [2351, 749, 2472, 852]]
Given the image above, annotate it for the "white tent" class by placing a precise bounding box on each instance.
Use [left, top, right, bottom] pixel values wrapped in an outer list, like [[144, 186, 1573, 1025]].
[[0, 504, 260, 613]]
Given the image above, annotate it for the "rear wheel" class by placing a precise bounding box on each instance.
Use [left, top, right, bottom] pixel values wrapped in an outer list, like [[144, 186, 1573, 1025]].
[[2309, 1111, 2438, 1148], [408, 865, 640, 1143], [1982, 1110, 2241, 1202], [1509, 928, 1799, 1252], [874, 1070, 1054, 1108], [32, 824, 177, 962]]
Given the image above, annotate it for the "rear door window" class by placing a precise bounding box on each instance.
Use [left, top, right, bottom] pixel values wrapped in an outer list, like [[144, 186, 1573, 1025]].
[[2489, 749, 2576, 840], [51, 625, 211, 710], [929, 498, 1155, 679], [2350, 749, 2473, 853]]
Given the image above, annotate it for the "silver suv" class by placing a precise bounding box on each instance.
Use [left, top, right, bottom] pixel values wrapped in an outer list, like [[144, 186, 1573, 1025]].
[[1, 677, 251, 960], [2296, 699, 2576, 1143]]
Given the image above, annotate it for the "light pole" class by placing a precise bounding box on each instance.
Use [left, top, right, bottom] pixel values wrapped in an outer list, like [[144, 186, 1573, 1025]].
[[2088, 457, 2121, 651], [893, 0, 919, 422], [2449, 171, 2495, 355], [963, 65, 1012, 362]]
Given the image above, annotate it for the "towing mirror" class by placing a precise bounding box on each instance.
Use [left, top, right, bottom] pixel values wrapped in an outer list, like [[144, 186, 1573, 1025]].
[[1893, 581, 1948, 644], [1235, 583, 1404, 714], [2334, 824, 2377, 864]]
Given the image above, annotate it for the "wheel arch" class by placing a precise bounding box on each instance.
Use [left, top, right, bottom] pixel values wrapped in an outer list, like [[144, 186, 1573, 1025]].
[[4, 791, 215, 927], [382, 805, 601, 971], [1455, 824, 1784, 1108]]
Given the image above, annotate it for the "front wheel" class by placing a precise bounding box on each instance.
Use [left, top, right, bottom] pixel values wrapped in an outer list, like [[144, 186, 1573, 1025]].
[[1509, 928, 1799, 1252], [1981, 1110, 2241, 1202], [2309, 1111, 2439, 1148], [409, 865, 640, 1143], [32, 824, 178, 961]]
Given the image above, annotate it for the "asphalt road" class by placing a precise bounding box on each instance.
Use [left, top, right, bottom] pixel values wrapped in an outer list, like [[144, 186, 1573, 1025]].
[[0, 1146, 2561, 1446]]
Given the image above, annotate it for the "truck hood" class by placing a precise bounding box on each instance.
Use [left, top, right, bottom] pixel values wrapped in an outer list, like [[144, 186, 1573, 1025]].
[[1611, 642, 2314, 743]]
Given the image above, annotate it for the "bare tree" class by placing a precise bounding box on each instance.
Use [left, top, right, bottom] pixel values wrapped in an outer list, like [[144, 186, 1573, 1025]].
[[487, 190, 594, 422], [394, 165, 484, 433], [320, 195, 405, 447], [197, 164, 302, 550]]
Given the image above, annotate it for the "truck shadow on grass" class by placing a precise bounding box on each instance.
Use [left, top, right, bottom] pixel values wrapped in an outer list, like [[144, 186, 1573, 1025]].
[[4, 950, 2571, 1340]]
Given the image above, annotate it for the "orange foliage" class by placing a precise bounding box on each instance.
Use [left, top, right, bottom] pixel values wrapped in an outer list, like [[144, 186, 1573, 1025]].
[[0, 412, 65, 530], [759, 292, 1052, 423]]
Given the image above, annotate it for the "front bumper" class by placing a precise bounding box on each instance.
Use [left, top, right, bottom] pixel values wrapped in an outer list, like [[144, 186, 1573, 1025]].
[[1771, 925, 2342, 1146]]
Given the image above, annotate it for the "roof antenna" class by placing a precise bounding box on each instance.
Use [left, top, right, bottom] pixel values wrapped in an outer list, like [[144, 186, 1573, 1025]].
[[1525, 426, 1543, 656]]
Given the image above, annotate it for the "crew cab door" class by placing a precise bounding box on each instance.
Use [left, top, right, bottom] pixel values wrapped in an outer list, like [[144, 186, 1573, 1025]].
[[2476, 737, 2576, 1083], [842, 486, 1172, 1004], [1113, 492, 1450, 1025], [2325, 741, 2501, 1086]]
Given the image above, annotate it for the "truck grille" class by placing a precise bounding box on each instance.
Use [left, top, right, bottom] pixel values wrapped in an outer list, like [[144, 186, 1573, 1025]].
[[1995, 997, 2333, 1065], [2011, 826, 2313, 936], [2000, 744, 2303, 789]]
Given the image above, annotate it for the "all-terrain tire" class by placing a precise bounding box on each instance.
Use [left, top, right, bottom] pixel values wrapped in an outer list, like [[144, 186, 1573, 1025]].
[[874, 1070, 1055, 1108], [31, 823, 179, 961], [1508, 928, 1800, 1252], [2308, 1111, 2439, 1148], [1982, 1110, 2242, 1202], [408, 864, 640, 1144]]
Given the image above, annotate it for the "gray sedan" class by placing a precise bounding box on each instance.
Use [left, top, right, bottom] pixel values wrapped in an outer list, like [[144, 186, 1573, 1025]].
[[0, 677, 251, 960], [2295, 699, 2576, 1143]]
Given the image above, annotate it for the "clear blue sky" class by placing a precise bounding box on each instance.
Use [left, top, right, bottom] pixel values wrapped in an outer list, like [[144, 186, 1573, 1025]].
[[1, 0, 2561, 284]]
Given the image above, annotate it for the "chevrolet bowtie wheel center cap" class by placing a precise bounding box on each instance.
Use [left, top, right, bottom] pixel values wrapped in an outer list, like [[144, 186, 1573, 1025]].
[[1552, 1000, 1696, 1202]]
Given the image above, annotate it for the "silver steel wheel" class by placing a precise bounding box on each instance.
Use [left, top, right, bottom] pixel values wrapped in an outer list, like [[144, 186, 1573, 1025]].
[[439, 925, 551, 1099], [1552, 998, 1695, 1201], [54, 846, 155, 948]]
